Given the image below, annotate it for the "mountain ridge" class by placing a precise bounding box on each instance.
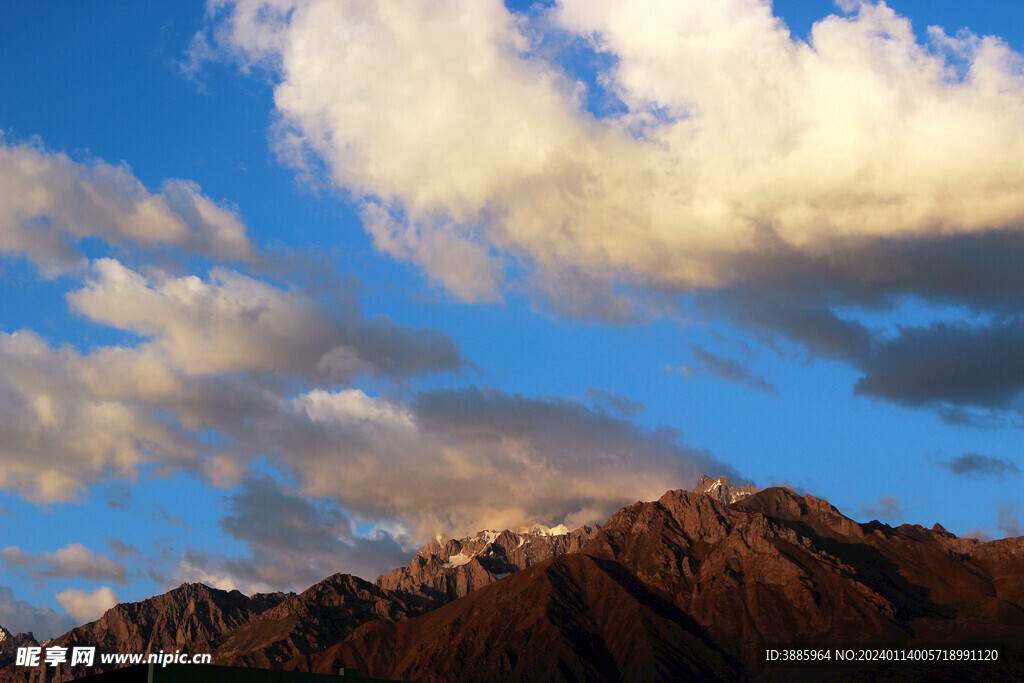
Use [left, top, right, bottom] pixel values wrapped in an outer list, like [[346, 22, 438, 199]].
[[2, 476, 1022, 681]]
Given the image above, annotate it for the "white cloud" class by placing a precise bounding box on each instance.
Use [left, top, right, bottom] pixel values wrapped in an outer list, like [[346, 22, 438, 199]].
[[0, 136, 252, 275], [207, 0, 1024, 309], [0, 330, 199, 502], [69, 259, 349, 378], [0, 254, 463, 501], [68, 258, 463, 382], [1, 543, 130, 583], [54, 586, 119, 624]]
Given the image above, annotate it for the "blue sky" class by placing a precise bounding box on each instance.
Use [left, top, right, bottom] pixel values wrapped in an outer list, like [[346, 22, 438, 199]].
[[1, 0, 1023, 637]]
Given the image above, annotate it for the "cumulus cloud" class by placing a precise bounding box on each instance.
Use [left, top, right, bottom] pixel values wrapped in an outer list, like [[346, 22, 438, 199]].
[[68, 258, 463, 382], [1, 543, 130, 584], [243, 385, 738, 539], [0, 136, 252, 275], [173, 475, 410, 593], [54, 586, 119, 624], [0, 329, 199, 501], [938, 453, 1020, 480], [198, 0, 1024, 417], [0, 586, 76, 639], [204, 0, 1024, 299], [0, 253, 464, 500]]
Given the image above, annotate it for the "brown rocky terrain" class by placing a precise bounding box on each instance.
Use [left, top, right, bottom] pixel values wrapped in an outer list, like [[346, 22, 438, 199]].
[[213, 573, 421, 669], [2, 476, 1023, 681], [375, 524, 596, 605], [310, 553, 742, 682], [318, 485, 1024, 681], [0, 627, 38, 669], [0, 583, 287, 682]]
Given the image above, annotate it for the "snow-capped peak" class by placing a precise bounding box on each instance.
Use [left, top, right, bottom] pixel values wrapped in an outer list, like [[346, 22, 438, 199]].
[[692, 475, 756, 505], [519, 523, 569, 537]]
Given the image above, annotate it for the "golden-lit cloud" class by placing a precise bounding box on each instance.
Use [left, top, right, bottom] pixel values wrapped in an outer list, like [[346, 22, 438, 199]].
[[0, 137, 253, 274], [54, 586, 119, 624], [207, 0, 1024, 309]]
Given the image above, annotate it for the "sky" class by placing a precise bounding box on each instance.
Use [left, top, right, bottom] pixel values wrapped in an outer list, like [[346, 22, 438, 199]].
[[1, 0, 1023, 638]]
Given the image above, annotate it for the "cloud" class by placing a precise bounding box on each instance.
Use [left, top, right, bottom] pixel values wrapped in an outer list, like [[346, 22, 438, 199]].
[[54, 586, 119, 624], [204, 0, 1024, 302], [585, 388, 643, 418], [1, 543, 130, 584], [0, 135, 252, 275], [683, 345, 776, 394], [0, 254, 463, 501], [860, 495, 904, 521], [173, 475, 410, 593], [0, 586, 76, 639], [243, 385, 739, 540], [68, 258, 463, 382], [0, 329, 199, 501], [962, 528, 993, 542], [938, 453, 1020, 480], [854, 318, 1024, 410], [199, 0, 1024, 418], [997, 503, 1022, 538]]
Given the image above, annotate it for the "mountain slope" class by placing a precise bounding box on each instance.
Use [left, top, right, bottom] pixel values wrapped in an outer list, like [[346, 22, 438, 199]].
[[0, 626, 38, 669], [213, 573, 421, 669], [314, 486, 1024, 681], [0, 584, 288, 682], [304, 553, 741, 682], [3, 480, 1023, 681]]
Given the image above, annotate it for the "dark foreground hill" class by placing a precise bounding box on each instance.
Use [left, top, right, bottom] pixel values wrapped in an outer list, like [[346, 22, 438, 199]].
[[2, 478, 1023, 681]]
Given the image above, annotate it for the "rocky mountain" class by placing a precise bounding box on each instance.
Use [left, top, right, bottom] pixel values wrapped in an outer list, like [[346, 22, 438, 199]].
[[213, 573, 421, 669], [3, 478, 1024, 681], [692, 474, 756, 504], [308, 486, 1024, 681], [0, 626, 38, 669], [375, 523, 597, 605], [312, 553, 743, 682], [0, 584, 288, 682]]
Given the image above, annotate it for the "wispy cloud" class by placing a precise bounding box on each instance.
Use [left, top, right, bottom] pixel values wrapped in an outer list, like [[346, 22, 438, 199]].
[[937, 453, 1020, 480], [172, 475, 410, 594], [1, 544, 130, 584], [997, 503, 1022, 538], [683, 345, 776, 394], [860, 495, 904, 521]]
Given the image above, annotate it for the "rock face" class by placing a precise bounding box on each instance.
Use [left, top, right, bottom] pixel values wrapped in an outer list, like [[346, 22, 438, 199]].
[[0, 584, 288, 682], [692, 474, 756, 505], [375, 524, 597, 606], [213, 573, 420, 669], [0, 626, 38, 669], [313, 553, 743, 682]]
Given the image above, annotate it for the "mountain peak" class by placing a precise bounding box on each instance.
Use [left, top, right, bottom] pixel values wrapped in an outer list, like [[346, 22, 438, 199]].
[[692, 474, 756, 505]]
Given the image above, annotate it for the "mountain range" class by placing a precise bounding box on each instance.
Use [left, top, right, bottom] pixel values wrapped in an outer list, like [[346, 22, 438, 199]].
[[2, 476, 1022, 681]]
